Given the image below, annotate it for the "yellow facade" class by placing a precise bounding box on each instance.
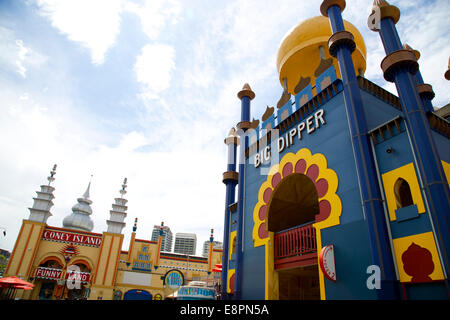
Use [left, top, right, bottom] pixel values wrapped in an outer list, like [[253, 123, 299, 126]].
[[4, 220, 222, 300]]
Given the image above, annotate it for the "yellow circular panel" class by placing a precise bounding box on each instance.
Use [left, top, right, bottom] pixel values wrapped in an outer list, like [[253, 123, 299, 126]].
[[276, 16, 367, 95]]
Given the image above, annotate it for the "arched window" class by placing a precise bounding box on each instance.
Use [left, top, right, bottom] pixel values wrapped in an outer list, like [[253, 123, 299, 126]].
[[231, 237, 236, 255], [394, 178, 414, 209]]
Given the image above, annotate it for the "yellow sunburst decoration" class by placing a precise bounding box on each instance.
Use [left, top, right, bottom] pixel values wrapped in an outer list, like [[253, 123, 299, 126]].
[[251, 147, 342, 299]]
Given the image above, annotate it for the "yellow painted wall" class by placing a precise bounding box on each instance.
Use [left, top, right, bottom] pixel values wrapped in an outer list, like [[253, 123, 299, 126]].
[[7, 220, 223, 300], [5, 220, 45, 279], [381, 163, 425, 221]]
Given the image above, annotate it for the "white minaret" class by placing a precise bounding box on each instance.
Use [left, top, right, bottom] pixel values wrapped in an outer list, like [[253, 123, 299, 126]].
[[28, 164, 57, 223], [106, 178, 128, 234], [63, 176, 95, 232]]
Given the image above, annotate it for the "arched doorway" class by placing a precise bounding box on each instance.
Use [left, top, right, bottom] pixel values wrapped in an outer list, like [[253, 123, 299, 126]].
[[35, 258, 64, 300], [267, 173, 320, 300], [66, 262, 91, 300], [267, 173, 319, 232], [124, 289, 153, 300]]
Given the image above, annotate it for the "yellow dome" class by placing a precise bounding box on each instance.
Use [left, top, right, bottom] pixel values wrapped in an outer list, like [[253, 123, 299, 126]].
[[276, 16, 366, 95]]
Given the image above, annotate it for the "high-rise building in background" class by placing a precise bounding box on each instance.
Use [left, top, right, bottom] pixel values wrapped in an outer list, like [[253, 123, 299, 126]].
[[202, 241, 223, 257], [151, 224, 173, 252], [173, 233, 197, 255]]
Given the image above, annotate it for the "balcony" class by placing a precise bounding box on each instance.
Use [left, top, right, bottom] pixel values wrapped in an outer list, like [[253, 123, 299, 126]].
[[274, 223, 317, 270]]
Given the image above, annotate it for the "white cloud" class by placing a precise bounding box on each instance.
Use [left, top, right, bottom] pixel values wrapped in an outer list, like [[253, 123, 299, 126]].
[[15, 40, 29, 78], [124, 0, 181, 40], [36, 0, 123, 65], [0, 27, 46, 78], [135, 43, 176, 96]]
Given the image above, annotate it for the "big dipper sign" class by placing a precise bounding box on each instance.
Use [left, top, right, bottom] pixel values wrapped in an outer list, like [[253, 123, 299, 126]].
[[254, 109, 326, 168]]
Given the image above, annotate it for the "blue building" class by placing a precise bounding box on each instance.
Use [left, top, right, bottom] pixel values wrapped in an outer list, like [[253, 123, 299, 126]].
[[221, 0, 449, 300]]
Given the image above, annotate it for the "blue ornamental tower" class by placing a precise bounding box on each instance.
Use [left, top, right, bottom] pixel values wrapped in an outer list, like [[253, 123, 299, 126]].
[[369, 0, 450, 287], [320, 0, 399, 299], [234, 83, 255, 300], [221, 127, 239, 299]]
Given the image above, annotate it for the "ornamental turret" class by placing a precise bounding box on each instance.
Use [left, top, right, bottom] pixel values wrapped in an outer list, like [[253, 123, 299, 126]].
[[28, 164, 57, 224], [106, 178, 128, 234], [63, 177, 94, 232]]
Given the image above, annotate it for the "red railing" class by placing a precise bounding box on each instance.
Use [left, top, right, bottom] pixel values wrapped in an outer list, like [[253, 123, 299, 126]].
[[274, 223, 316, 260]]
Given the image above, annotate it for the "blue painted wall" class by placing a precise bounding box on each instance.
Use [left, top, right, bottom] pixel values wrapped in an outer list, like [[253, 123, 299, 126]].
[[239, 89, 382, 299], [360, 89, 402, 131], [229, 83, 449, 300]]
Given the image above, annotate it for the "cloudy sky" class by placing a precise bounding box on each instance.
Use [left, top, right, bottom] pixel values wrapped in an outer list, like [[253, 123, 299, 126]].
[[0, 0, 449, 256]]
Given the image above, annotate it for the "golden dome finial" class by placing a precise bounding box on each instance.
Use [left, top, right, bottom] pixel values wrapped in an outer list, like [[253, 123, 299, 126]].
[[277, 16, 366, 96]]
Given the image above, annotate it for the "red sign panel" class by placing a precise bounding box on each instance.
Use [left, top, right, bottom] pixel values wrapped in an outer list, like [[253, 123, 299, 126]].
[[66, 271, 90, 283], [42, 230, 102, 247], [35, 267, 63, 280], [35, 267, 91, 283]]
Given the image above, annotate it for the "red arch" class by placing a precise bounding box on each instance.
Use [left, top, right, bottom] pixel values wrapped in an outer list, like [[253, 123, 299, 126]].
[[39, 256, 64, 268]]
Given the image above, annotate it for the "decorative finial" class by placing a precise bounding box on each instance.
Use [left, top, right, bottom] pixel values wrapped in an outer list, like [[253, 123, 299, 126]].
[[276, 79, 291, 109], [228, 127, 237, 138], [445, 57, 450, 81], [47, 164, 57, 186], [261, 106, 274, 121], [294, 76, 311, 94], [250, 118, 260, 129], [372, 0, 389, 7], [83, 175, 93, 199], [320, 0, 346, 17], [368, 0, 400, 29], [159, 221, 164, 236], [224, 127, 240, 145], [237, 83, 255, 100], [403, 44, 420, 60], [120, 177, 127, 197]]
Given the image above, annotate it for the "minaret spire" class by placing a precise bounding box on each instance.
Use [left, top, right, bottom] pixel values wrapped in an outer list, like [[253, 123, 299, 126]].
[[83, 175, 93, 199], [47, 164, 57, 186], [106, 178, 128, 234], [28, 164, 57, 224]]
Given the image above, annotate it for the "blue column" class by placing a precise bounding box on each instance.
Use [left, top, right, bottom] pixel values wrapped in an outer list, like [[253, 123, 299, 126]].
[[414, 69, 434, 113], [324, 2, 400, 299], [234, 84, 254, 300], [221, 133, 238, 300], [377, 7, 450, 283]]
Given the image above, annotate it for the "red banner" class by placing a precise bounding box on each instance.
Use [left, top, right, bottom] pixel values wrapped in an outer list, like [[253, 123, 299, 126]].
[[35, 267, 91, 283], [35, 267, 62, 280], [66, 272, 90, 283], [42, 229, 102, 247]]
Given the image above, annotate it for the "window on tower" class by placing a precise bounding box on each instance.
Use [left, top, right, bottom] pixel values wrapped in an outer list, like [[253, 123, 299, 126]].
[[394, 178, 414, 209]]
